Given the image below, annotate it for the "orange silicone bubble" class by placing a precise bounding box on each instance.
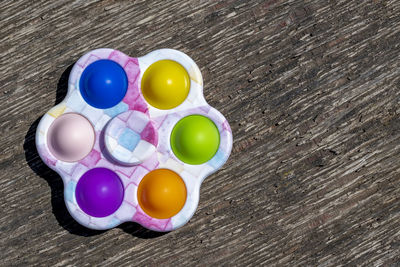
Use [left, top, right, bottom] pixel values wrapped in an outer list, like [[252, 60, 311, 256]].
[[137, 169, 187, 219]]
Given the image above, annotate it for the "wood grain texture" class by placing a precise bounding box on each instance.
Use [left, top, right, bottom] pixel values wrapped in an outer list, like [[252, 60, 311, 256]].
[[1, 0, 400, 265]]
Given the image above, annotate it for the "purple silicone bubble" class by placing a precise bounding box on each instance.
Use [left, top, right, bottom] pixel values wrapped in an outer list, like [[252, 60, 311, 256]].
[[75, 168, 124, 217]]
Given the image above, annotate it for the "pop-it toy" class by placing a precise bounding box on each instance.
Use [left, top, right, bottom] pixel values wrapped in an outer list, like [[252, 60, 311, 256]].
[[35, 48, 232, 231]]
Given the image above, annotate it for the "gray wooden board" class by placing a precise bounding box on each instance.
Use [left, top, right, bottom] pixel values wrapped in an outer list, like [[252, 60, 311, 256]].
[[1, 0, 400, 265]]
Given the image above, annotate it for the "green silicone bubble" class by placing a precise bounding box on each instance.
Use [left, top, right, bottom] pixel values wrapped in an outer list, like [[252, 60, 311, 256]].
[[171, 115, 220, 165]]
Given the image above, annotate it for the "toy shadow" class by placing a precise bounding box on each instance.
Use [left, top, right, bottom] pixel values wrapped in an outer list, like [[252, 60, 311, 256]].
[[23, 64, 166, 239]]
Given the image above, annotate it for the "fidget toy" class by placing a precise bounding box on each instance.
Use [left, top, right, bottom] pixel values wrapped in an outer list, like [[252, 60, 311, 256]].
[[35, 48, 232, 231]]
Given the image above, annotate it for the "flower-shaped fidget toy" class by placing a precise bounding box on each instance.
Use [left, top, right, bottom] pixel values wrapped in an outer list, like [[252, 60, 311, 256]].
[[36, 48, 232, 231]]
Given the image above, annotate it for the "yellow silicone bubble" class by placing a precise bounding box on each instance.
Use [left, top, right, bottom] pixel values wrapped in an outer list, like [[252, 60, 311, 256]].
[[141, 60, 190, 110]]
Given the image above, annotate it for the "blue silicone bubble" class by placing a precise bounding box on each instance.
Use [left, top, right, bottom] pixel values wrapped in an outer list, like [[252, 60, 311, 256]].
[[79, 59, 128, 109]]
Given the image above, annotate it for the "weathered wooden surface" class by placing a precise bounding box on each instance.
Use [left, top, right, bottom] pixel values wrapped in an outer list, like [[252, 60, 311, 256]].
[[1, 0, 400, 265]]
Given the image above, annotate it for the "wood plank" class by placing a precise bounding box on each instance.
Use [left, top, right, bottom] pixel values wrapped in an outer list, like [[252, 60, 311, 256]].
[[1, 0, 400, 265]]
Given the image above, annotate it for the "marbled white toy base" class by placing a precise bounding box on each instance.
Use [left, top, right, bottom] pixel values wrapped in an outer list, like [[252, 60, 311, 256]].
[[36, 48, 232, 231]]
